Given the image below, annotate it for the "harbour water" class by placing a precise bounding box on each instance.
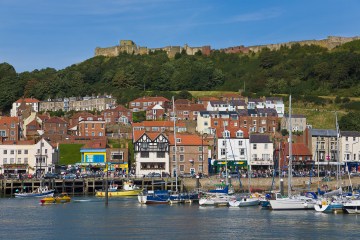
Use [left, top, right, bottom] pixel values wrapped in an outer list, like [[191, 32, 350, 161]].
[[0, 197, 359, 239]]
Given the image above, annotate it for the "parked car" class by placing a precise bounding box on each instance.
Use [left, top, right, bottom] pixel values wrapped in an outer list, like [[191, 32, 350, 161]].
[[146, 172, 161, 178], [44, 173, 60, 179], [180, 173, 195, 178], [63, 173, 77, 179]]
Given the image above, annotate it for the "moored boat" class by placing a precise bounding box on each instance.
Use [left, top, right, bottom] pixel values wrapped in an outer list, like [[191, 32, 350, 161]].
[[137, 190, 170, 204], [15, 186, 55, 198], [96, 180, 142, 197], [343, 199, 360, 214]]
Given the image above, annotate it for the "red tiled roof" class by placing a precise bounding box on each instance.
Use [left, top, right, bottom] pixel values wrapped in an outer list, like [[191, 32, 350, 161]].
[[176, 104, 205, 111], [15, 98, 40, 103], [284, 143, 312, 156], [0, 117, 19, 125], [215, 127, 249, 138], [45, 116, 68, 124], [168, 133, 208, 146], [1, 140, 35, 145], [131, 96, 170, 103], [132, 121, 186, 128], [133, 130, 164, 142]]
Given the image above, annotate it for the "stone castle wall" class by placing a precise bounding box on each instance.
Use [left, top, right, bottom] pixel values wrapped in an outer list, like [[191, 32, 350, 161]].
[[95, 36, 360, 58]]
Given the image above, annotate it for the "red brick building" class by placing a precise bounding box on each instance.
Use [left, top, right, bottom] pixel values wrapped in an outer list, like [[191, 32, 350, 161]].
[[0, 117, 20, 141], [103, 105, 132, 125], [77, 116, 106, 137], [129, 96, 170, 112]]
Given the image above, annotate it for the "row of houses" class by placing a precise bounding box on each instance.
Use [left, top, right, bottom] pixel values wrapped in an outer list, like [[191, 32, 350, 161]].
[[1, 95, 360, 177]]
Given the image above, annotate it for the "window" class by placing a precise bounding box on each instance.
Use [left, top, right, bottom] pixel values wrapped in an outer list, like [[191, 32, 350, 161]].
[[10, 150, 14, 154], [253, 144, 257, 150], [179, 147, 184, 152], [214, 121, 218, 126], [198, 154, 203, 161], [92, 132, 95, 136], [179, 155, 184, 162], [236, 131, 243, 138], [85, 124, 88, 128], [345, 137, 348, 141], [198, 165, 203, 172], [179, 165, 185, 172], [157, 152, 165, 158], [17, 158, 21, 164], [198, 146, 203, 152], [10, 158, 15, 164], [3, 158, 7, 164], [221, 149, 226, 156], [243, 120, 247, 125], [176, 138, 181, 143], [172, 155, 176, 162], [265, 144, 268, 149], [0, 130, 6, 137], [223, 130, 230, 138], [140, 152, 149, 158], [240, 149, 245, 156], [10, 130, 15, 136], [111, 152, 123, 161], [346, 144, 349, 151], [3, 150, 7, 154]]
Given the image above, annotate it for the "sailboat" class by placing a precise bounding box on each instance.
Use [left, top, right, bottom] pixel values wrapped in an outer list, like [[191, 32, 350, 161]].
[[315, 112, 347, 213], [229, 135, 259, 207], [269, 95, 317, 210]]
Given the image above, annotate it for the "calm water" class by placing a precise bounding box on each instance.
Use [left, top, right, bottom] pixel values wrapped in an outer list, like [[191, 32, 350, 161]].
[[0, 196, 359, 240]]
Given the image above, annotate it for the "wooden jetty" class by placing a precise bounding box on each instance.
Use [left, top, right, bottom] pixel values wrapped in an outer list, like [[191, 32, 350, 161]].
[[0, 177, 183, 197]]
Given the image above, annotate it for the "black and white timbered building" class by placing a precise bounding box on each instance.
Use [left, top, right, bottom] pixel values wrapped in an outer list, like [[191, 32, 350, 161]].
[[133, 131, 170, 176]]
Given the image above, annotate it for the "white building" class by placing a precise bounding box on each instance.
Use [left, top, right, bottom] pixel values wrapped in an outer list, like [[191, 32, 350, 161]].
[[249, 134, 274, 170], [265, 97, 285, 117], [340, 131, 360, 172], [133, 132, 170, 176], [0, 138, 56, 175], [214, 127, 250, 171], [10, 98, 40, 117]]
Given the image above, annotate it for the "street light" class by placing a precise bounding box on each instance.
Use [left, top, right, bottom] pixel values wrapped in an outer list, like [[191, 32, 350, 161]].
[[201, 132, 208, 175], [37, 129, 44, 179]]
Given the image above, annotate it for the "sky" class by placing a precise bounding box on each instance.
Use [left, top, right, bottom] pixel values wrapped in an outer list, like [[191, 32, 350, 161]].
[[1, 0, 360, 73]]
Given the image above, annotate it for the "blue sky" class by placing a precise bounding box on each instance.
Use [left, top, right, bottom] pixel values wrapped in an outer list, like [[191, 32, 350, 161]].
[[1, 0, 360, 73]]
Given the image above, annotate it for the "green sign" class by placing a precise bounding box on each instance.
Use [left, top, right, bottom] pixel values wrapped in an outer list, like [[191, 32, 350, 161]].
[[213, 160, 248, 167]]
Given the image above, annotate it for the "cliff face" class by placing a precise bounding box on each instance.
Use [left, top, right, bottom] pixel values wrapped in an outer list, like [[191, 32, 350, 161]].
[[95, 36, 360, 58]]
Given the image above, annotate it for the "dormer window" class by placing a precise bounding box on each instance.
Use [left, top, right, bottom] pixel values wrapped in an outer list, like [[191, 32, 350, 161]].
[[87, 117, 93, 121], [176, 138, 181, 143], [223, 130, 230, 138], [236, 131, 243, 138]]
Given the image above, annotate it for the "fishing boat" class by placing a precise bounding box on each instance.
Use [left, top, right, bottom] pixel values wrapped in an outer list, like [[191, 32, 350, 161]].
[[15, 186, 55, 198], [40, 193, 71, 204], [137, 190, 170, 204], [96, 180, 142, 197]]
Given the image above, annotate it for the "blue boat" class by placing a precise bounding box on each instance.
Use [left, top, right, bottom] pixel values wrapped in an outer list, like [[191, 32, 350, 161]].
[[14, 186, 55, 198], [138, 190, 170, 204], [169, 192, 199, 204]]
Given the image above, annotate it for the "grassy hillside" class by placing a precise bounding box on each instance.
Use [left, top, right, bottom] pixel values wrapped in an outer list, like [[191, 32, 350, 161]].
[[59, 144, 83, 165]]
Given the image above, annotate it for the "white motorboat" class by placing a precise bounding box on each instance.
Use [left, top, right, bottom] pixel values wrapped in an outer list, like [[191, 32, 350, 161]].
[[199, 194, 230, 206], [269, 193, 316, 210], [343, 199, 360, 214], [14, 186, 55, 198]]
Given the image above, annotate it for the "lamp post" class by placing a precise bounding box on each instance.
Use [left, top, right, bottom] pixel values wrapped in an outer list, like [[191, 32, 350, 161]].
[[37, 129, 44, 179], [201, 132, 208, 175]]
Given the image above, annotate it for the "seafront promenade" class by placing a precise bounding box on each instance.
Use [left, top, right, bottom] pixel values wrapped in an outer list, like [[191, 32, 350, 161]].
[[1, 175, 359, 197]]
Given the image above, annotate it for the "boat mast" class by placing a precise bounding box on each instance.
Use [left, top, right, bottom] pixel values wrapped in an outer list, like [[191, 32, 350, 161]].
[[335, 112, 341, 188], [223, 125, 228, 185], [288, 95, 292, 197], [173, 96, 178, 192]]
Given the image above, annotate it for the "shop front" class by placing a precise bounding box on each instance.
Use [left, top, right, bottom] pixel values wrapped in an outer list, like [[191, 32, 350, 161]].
[[212, 160, 248, 174]]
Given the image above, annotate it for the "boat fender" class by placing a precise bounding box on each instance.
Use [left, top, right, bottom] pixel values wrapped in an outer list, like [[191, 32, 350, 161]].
[[304, 202, 308, 208]]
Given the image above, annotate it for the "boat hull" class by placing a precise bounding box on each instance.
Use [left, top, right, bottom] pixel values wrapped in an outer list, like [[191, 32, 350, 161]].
[[96, 189, 142, 197], [269, 199, 315, 210], [343, 200, 360, 214], [15, 190, 55, 198]]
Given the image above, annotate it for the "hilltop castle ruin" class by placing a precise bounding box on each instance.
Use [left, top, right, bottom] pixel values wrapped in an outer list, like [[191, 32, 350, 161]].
[[95, 36, 360, 58]]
